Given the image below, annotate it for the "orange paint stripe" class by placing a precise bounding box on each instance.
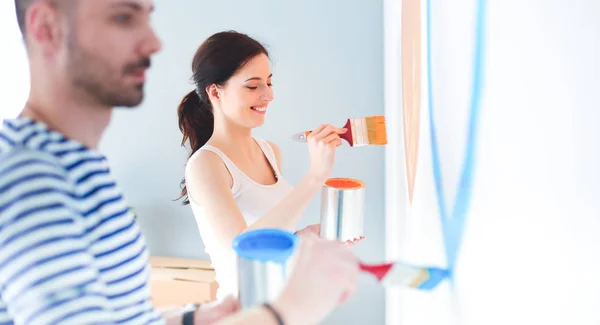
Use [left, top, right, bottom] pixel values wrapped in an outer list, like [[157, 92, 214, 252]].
[[401, 0, 422, 205]]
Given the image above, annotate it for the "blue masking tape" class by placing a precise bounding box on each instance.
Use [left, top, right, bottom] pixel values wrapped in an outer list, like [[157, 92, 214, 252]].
[[232, 228, 299, 264], [426, 0, 487, 275]]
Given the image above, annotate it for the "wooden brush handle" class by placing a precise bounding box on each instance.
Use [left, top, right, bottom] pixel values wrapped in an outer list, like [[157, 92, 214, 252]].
[[339, 119, 353, 146], [299, 119, 353, 145]]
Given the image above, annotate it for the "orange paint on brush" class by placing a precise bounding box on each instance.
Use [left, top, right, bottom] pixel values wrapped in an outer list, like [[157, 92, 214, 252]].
[[324, 178, 365, 190]]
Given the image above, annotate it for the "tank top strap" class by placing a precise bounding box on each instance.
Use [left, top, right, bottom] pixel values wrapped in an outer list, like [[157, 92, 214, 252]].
[[255, 139, 282, 178], [198, 145, 241, 193]]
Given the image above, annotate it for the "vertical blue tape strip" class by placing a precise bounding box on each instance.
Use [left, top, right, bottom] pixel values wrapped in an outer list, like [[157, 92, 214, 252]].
[[426, 0, 487, 275]]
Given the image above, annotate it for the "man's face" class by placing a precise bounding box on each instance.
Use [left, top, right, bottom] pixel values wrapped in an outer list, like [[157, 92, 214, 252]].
[[62, 0, 162, 108]]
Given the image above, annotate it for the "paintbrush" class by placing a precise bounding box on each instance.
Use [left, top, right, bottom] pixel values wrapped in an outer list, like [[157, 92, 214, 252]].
[[359, 261, 449, 290], [290, 115, 388, 147]]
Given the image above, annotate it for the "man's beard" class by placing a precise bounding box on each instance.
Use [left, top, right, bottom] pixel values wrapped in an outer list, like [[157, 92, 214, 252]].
[[66, 36, 151, 108]]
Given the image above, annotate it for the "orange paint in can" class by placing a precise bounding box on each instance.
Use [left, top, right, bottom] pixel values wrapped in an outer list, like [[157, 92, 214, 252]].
[[324, 178, 365, 190]]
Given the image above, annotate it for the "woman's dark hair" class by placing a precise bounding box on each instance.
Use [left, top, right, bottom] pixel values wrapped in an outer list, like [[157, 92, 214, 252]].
[[177, 31, 269, 204]]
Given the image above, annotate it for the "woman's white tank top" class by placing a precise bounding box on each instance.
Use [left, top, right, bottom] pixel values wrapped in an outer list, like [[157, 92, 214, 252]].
[[186, 138, 294, 300]]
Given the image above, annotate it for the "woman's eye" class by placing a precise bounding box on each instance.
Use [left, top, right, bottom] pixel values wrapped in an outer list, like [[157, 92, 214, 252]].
[[246, 86, 258, 90]]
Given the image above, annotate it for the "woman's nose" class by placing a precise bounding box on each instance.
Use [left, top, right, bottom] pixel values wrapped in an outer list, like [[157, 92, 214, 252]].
[[261, 86, 274, 102]]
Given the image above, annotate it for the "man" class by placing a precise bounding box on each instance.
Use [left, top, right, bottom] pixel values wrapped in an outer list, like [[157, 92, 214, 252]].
[[0, 0, 359, 324]]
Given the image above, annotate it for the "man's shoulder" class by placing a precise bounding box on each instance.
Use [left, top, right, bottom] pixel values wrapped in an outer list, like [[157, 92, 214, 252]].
[[0, 144, 67, 178], [0, 117, 54, 156], [0, 116, 89, 160], [0, 132, 74, 209]]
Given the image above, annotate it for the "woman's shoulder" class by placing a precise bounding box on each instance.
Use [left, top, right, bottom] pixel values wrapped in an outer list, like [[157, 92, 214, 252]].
[[185, 147, 235, 195], [186, 147, 228, 177]]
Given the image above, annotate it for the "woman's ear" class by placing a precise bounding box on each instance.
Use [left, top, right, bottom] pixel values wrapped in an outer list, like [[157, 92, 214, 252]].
[[206, 84, 220, 103]]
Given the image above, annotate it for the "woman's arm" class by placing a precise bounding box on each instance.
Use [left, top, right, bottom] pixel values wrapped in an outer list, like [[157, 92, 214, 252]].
[[185, 125, 344, 251], [185, 150, 321, 250]]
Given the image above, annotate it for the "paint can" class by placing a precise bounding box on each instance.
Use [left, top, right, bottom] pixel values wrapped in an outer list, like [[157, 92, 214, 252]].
[[232, 228, 298, 309], [319, 178, 366, 242]]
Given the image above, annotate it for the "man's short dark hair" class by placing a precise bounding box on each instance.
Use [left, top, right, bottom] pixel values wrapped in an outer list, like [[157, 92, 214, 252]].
[[14, 0, 36, 35], [14, 0, 74, 36]]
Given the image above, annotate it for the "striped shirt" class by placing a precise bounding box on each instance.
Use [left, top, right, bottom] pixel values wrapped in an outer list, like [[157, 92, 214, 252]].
[[0, 117, 163, 325]]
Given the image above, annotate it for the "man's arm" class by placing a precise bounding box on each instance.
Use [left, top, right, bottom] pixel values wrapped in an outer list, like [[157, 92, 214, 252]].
[[212, 234, 360, 325], [214, 306, 280, 325]]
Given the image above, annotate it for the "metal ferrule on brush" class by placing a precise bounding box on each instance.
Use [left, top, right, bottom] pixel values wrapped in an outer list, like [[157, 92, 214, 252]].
[[349, 118, 369, 146], [382, 263, 449, 290], [290, 131, 309, 142]]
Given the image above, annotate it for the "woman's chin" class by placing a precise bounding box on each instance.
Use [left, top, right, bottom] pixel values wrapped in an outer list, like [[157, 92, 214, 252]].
[[248, 117, 266, 128]]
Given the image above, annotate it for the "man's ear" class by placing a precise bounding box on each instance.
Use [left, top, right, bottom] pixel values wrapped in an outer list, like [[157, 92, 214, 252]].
[[27, 1, 64, 56]]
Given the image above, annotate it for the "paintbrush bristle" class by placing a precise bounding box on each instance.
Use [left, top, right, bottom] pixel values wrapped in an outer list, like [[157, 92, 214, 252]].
[[348, 115, 388, 146], [366, 115, 388, 145]]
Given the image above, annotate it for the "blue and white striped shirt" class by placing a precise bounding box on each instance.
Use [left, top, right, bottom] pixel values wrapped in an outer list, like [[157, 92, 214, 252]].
[[0, 117, 163, 325]]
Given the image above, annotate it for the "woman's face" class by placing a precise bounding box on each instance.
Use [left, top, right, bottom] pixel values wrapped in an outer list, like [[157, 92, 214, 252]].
[[216, 53, 274, 129]]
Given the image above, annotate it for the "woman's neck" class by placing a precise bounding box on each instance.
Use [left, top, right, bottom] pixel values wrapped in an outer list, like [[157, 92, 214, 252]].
[[210, 112, 256, 154]]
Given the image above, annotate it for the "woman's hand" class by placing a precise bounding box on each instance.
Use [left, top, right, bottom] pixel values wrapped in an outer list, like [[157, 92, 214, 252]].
[[343, 236, 366, 248], [295, 224, 321, 238], [306, 124, 347, 182], [296, 225, 365, 248]]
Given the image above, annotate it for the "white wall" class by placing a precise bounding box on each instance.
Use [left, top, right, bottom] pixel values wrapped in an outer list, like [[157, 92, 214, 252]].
[[0, 2, 29, 122], [385, 0, 600, 324]]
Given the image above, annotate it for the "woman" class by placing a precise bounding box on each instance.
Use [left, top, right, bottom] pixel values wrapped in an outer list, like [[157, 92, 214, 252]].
[[176, 31, 356, 299]]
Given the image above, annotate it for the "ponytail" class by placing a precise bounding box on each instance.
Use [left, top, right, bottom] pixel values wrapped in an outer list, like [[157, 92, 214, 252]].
[[177, 89, 214, 205]]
